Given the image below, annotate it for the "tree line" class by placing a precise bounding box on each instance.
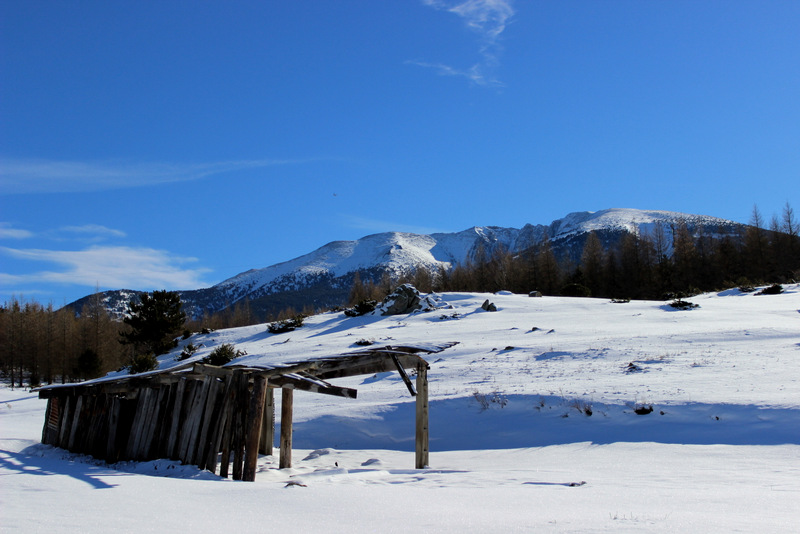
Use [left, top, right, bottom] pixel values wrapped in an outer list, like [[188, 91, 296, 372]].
[[350, 203, 800, 302], [0, 289, 317, 388]]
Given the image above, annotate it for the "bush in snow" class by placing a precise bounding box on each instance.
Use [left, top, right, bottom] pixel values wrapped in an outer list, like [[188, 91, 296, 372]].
[[202, 343, 245, 366], [344, 299, 377, 317], [669, 299, 699, 310], [268, 315, 305, 334], [129, 353, 158, 374], [176, 343, 199, 361], [758, 283, 783, 295]]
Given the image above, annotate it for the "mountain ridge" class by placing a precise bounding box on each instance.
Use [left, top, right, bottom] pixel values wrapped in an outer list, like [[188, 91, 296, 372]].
[[71, 208, 746, 318]]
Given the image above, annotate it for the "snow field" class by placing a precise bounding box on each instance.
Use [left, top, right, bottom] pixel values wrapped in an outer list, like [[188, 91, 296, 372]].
[[2, 285, 799, 532]]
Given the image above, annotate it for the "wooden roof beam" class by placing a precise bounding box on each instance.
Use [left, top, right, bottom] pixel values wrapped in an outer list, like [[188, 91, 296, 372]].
[[265, 374, 357, 399]]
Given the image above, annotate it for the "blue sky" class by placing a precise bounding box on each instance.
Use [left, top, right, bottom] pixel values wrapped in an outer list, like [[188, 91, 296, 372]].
[[1, 0, 798, 306]]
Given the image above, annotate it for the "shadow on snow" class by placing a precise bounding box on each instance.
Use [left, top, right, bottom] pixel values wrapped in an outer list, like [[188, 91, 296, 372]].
[[288, 395, 800, 452]]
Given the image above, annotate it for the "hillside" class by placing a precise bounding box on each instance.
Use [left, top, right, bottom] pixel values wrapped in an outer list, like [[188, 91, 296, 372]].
[[2, 284, 798, 531], [134, 283, 800, 448]]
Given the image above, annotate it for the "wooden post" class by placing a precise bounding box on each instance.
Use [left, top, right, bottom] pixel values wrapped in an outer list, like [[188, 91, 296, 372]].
[[243, 375, 268, 481], [279, 387, 293, 469], [259, 387, 274, 455], [415, 363, 429, 469]]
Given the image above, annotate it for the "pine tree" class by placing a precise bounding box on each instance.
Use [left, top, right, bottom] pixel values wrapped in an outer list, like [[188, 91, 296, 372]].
[[119, 290, 186, 358]]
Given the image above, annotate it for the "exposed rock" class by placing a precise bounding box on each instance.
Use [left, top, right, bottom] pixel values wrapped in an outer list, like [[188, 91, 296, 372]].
[[529, 291, 543, 297], [375, 284, 448, 316], [380, 284, 421, 315], [481, 299, 497, 312]]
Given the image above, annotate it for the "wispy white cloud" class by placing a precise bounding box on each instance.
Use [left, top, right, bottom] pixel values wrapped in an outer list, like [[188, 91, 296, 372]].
[[0, 158, 297, 195], [439, 0, 515, 41], [419, 0, 514, 86], [0, 222, 34, 240], [406, 60, 492, 86], [0, 245, 212, 291], [58, 224, 127, 240]]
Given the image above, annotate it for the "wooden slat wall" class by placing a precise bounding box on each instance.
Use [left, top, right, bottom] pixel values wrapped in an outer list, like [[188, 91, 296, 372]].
[[40, 372, 263, 479], [39, 349, 438, 481]]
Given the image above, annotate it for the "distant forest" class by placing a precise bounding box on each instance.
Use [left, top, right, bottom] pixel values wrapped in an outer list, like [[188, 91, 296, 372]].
[[2, 204, 798, 388]]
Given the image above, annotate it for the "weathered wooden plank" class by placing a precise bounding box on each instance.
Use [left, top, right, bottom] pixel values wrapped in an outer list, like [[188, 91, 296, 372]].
[[206, 373, 236, 475], [67, 395, 84, 451], [193, 377, 222, 468], [148, 385, 171, 458], [42, 398, 57, 445], [115, 397, 138, 460], [74, 394, 95, 454], [137, 388, 158, 459], [140, 385, 168, 460], [166, 378, 187, 459], [219, 371, 245, 478], [88, 395, 106, 456], [54, 395, 69, 448], [415, 363, 429, 469], [191, 363, 235, 378], [179, 377, 211, 464], [266, 375, 357, 399], [267, 347, 445, 381], [391, 354, 416, 396], [279, 387, 294, 469], [259, 387, 274, 456], [174, 379, 200, 460], [243, 375, 268, 481], [83, 395, 99, 456], [57, 395, 72, 448], [231, 372, 249, 480], [126, 387, 152, 459], [155, 383, 176, 458], [106, 395, 121, 461]]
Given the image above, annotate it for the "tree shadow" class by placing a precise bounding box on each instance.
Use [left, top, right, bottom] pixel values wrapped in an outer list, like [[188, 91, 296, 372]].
[[0, 445, 119, 489]]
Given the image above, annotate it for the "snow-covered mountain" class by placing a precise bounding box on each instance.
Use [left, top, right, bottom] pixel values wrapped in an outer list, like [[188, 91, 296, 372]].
[[73, 208, 745, 318]]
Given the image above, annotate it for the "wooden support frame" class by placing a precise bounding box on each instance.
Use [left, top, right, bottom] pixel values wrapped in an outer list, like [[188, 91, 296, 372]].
[[35, 343, 455, 480], [259, 387, 274, 455], [415, 362, 429, 469], [391, 354, 416, 396], [279, 387, 293, 469]]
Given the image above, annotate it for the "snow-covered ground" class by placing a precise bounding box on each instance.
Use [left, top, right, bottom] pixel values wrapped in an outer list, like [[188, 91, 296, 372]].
[[2, 286, 799, 532]]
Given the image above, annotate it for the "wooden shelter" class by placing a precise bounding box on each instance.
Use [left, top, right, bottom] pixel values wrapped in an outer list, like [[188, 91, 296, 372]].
[[37, 343, 454, 481]]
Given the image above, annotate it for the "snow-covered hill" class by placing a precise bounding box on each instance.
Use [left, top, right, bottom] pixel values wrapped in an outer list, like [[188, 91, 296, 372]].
[[3, 285, 798, 532], [71, 208, 746, 318]]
